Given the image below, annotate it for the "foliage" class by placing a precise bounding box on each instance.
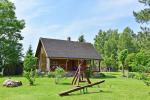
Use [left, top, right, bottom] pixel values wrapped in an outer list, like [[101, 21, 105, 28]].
[[94, 30, 109, 56], [125, 53, 136, 71], [118, 27, 136, 53], [0, 0, 25, 73], [23, 46, 37, 85], [133, 0, 150, 51], [132, 50, 150, 73], [128, 72, 150, 81], [48, 72, 55, 78], [94, 27, 150, 74], [94, 29, 119, 71], [133, 0, 150, 23], [54, 67, 65, 84], [78, 35, 85, 43]]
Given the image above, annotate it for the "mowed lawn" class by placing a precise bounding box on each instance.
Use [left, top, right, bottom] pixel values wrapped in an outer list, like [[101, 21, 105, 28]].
[[0, 72, 149, 100]]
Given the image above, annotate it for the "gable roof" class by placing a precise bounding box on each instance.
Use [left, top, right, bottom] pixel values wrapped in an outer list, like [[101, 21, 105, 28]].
[[35, 37, 101, 60]]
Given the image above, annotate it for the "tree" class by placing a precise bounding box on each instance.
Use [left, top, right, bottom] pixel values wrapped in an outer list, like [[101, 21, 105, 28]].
[[118, 49, 128, 77], [103, 29, 119, 70], [94, 29, 119, 71], [23, 46, 37, 85], [125, 53, 136, 72], [104, 30, 119, 69], [118, 27, 136, 53], [133, 0, 150, 23], [133, 50, 150, 73], [26, 45, 33, 55], [94, 30, 108, 56], [133, 0, 150, 51], [0, 0, 25, 74], [78, 35, 85, 43]]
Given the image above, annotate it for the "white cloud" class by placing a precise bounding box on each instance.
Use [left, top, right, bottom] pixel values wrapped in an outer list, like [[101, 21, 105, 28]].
[[11, 0, 142, 53]]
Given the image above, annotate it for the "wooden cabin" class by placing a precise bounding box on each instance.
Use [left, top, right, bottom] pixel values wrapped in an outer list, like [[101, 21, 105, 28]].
[[35, 38, 101, 72]]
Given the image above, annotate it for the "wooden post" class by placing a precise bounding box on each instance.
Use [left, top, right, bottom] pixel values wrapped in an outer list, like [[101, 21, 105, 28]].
[[66, 59, 68, 71], [49, 59, 51, 71], [98, 60, 101, 72], [39, 52, 42, 71], [92, 60, 94, 71], [89, 60, 92, 72], [38, 58, 41, 71], [46, 57, 50, 72], [78, 59, 80, 66]]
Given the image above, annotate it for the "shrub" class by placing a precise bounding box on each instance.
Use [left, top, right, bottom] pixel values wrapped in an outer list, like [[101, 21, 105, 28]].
[[128, 72, 150, 80], [24, 70, 35, 85], [92, 72, 106, 78], [48, 72, 55, 78], [128, 72, 136, 78], [35, 71, 45, 78], [85, 67, 92, 78], [23, 46, 37, 86], [54, 67, 65, 84]]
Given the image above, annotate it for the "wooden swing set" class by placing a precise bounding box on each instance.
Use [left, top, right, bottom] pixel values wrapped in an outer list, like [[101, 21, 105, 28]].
[[72, 60, 91, 86], [59, 59, 105, 96]]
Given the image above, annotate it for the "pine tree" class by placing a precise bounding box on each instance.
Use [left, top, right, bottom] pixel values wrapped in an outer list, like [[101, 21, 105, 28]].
[[78, 35, 85, 43]]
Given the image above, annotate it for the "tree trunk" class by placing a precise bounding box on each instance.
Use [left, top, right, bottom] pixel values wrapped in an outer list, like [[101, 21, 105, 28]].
[[127, 67, 129, 78], [122, 64, 125, 77], [0, 68, 4, 76]]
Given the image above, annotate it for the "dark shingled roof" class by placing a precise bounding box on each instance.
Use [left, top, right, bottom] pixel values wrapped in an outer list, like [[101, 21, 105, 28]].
[[35, 38, 101, 60]]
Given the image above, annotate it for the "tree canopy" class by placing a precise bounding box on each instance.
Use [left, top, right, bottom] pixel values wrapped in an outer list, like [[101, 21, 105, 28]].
[[0, 0, 25, 71], [78, 35, 85, 43]]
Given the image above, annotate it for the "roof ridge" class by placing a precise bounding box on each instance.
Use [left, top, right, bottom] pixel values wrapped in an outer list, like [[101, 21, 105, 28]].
[[40, 37, 91, 44]]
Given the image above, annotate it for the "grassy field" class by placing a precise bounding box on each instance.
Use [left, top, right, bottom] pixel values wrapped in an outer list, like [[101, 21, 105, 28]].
[[0, 72, 149, 100]]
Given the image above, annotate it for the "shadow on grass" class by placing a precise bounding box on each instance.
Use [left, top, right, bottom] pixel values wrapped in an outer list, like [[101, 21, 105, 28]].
[[66, 90, 112, 97], [92, 75, 116, 79], [60, 83, 72, 85]]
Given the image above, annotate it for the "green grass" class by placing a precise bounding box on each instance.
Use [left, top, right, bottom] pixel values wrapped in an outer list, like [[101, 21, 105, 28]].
[[0, 72, 150, 100]]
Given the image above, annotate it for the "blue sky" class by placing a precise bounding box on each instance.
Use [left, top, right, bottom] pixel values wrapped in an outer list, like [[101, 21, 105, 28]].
[[11, 0, 144, 53]]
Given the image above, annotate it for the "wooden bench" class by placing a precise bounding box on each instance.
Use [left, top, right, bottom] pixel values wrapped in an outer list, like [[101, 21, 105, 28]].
[[59, 80, 105, 96]]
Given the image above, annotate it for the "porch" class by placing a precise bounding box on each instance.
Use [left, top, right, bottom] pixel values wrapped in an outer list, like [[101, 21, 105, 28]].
[[38, 58, 101, 72]]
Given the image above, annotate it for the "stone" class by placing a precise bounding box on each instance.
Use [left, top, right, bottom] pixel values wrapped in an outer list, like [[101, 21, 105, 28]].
[[3, 79, 22, 87]]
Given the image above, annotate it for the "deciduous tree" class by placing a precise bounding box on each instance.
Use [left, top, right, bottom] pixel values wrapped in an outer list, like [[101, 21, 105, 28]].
[[0, 0, 25, 74]]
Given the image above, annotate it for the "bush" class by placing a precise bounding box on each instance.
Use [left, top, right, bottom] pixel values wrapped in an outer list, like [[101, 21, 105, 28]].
[[23, 46, 37, 86], [54, 67, 65, 84], [128, 72, 136, 78], [35, 71, 46, 78], [134, 73, 142, 80], [24, 70, 35, 85], [129, 72, 150, 80], [48, 72, 55, 78], [92, 72, 106, 78], [85, 67, 92, 78]]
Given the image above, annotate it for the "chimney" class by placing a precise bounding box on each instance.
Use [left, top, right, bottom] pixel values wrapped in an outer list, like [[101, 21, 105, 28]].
[[67, 37, 71, 41]]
